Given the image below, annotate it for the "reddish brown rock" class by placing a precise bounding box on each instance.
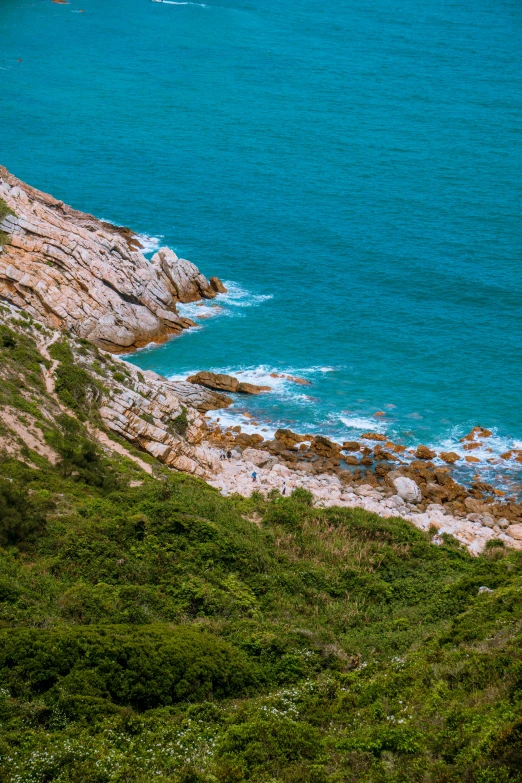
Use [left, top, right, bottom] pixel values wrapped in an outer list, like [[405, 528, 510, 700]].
[[440, 451, 460, 464], [461, 426, 492, 442], [311, 435, 341, 458], [342, 441, 360, 451], [209, 276, 227, 294], [237, 382, 271, 395], [415, 445, 436, 460], [361, 432, 387, 442], [187, 372, 240, 393]]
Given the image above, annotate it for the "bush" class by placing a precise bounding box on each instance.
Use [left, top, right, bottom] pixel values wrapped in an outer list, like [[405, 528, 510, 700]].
[[46, 415, 119, 490], [169, 406, 189, 436], [0, 625, 259, 711], [0, 475, 50, 546], [49, 340, 102, 415]]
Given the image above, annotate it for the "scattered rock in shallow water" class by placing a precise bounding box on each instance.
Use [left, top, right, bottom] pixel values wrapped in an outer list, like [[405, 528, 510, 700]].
[[209, 276, 227, 294], [461, 426, 492, 441], [187, 372, 239, 393], [440, 451, 460, 464], [187, 372, 271, 395], [342, 441, 360, 451], [416, 445, 436, 460], [237, 381, 271, 395], [361, 432, 387, 442]]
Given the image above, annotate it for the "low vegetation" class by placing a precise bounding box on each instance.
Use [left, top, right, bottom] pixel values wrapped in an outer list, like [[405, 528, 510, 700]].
[[0, 197, 14, 246], [0, 452, 521, 782], [0, 308, 520, 782]]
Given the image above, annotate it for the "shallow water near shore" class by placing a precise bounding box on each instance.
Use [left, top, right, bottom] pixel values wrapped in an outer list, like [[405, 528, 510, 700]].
[[1, 0, 522, 485]]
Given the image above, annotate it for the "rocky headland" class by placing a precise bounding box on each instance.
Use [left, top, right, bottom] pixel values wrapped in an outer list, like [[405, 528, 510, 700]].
[[0, 167, 226, 351], [1, 168, 522, 555]]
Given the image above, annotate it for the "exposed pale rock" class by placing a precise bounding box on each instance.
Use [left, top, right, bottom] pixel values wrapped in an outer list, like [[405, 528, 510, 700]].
[[506, 524, 522, 541], [151, 247, 216, 302], [393, 476, 422, 503]]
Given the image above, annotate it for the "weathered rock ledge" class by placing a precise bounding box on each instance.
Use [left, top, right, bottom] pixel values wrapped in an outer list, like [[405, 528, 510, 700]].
[[0, 167, 225, 351]]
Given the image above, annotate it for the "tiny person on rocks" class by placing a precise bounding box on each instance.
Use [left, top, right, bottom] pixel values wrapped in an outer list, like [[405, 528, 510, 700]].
[[252, 471, 257, 482]]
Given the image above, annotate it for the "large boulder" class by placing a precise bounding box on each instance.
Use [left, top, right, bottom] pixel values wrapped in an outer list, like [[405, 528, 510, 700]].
[[392, 476, 422, 504], [506, 524, 522, 541], [342, 441, 360, 451], [415, 445, 436, 460], [440, 451, 460, 464], [237, 381, 271, 395], [187, 372, 270, 395], [209, 276, 227, 294], [187, 372, 239, 393], [151, 247, 216, 302], [275, 429, 306, 449], [311, 435, 341, 458]]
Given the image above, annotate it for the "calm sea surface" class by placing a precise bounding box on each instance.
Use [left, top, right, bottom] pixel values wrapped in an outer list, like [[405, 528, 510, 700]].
[[2, 0, 522, 480]]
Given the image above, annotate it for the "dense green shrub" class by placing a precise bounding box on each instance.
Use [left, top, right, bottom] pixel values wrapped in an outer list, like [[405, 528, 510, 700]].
[[0, 451, 521, 782], [169, 406, 189, 436], [46, 415, 119, 490], [49, 340, 103, 415], [0, 475, 50, 546], [0, 625, 259, 710]]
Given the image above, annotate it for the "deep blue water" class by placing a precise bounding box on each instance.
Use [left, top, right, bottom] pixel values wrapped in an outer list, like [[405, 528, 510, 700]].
[[2, 0, 522, 475]]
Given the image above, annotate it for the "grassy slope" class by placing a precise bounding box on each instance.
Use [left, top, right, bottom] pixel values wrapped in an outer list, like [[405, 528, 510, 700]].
[[0, 314, 521, 783]]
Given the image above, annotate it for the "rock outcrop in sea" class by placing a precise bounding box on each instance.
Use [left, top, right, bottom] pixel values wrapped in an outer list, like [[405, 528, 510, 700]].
[[0, 167, 225, 351]]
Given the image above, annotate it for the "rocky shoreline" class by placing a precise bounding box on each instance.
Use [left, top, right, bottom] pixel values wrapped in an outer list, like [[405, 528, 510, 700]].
[[201, 415, 522, 554], [1, 167, 521, 555]]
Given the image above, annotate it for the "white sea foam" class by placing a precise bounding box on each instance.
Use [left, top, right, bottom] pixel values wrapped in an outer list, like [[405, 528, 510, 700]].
[[176, 301, 223, 320], [173, 282, 272, 327], [156, 1, 207, 6], [135, 233, 162, 255], [206, 408, 277, 439], [219, 281, 273, 309], [340, 415, 387, 433]]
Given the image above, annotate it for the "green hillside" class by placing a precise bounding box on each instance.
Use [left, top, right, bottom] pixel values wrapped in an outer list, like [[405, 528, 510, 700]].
[[0, 312, 521, 782]]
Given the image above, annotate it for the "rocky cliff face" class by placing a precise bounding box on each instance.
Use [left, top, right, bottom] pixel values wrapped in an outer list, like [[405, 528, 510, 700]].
[[0, 167, 224, 351]]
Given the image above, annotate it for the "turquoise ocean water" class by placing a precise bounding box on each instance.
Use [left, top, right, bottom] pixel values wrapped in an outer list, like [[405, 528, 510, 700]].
[[1, 0, 522, 483]]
